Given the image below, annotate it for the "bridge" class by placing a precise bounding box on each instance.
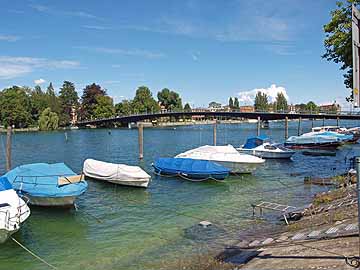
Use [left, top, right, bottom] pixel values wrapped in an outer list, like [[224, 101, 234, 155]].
[[76, 111, 360, 127]]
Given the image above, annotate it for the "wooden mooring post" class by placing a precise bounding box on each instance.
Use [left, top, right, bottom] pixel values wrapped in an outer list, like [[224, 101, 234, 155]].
[[311, 118, 314, 128], [138, 123, 144, 160], [213, 121, 217, 146], [6, 126, 12, 171], [337, 117, 340, 127], [322, 118, 325, 126], [285, 117, 288, 140], [297, 117, 302, 136], [257, 116, 261, 136]]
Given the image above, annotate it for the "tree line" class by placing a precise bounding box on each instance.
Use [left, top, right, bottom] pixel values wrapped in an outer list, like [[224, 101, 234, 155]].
[[0, 82, 190, 130]]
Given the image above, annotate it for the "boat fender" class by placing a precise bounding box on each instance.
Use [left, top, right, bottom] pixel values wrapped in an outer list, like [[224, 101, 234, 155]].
[[199, 220, 212, 228]]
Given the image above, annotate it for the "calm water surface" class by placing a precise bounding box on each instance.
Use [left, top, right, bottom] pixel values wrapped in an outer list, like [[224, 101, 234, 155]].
[[1, 119, 360, 270]]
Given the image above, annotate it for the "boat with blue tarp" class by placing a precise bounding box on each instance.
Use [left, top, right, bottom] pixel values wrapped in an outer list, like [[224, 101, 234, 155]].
[[4, 163, 88, 207], [237, 136, 295, 159], [152, 158, 230, 181]]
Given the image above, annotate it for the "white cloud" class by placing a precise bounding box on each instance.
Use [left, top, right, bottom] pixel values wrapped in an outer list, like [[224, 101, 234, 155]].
[[0, 35, 21, 42], [75, 46, 166, 59], [82, 25, 111, 30], [30, 4, 99, 20], [0, 56, 80, 80], [237, 84, 289, 105], [34, 78, 46, 85], [190, 51, 200, 61]]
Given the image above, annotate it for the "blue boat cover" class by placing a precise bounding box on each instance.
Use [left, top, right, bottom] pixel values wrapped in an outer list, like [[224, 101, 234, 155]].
[[153, 158, 230, 175], [243, 135, 270, 149], [4, 163, 88, 198], [0, 176, 12, 191], [316, 131, 353, 141]]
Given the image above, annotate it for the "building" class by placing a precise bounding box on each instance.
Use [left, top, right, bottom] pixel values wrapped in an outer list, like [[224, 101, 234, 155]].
[[319, 103, 341, 113], [239, 106, 255, 113]]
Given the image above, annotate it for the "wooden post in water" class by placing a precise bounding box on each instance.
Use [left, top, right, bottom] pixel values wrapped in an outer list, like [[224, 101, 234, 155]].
[[311, 118, 314, 128], [322, 118, 325, 126], [138, 123, 144, 159], [6, 126, 12, 171], [257, 116, 261, 136], [213, 121, 217, 146], [337, 117, 340, 127], [285, 117, 289, 140], [297, 117, 302, 136]]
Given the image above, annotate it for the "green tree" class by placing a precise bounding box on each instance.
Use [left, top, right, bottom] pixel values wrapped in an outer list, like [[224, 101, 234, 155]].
[[80, 83, 106, 119], [323, 0, 360, 101], [0, 86, 32, 128], [306, 101, 318, 113], [94, 95, 115, 119], [59, 81, 79, 125], [38, 107, 59, 131], [234, 97, 240, 109], [115, 100, 133, 115], [132, 86, 160, 114], [228, 97, 234, 109], [30, 85, 48, 122], [275, 92, 288, 112], [157, 88, 182, 111], [45, 83, 60, 114], [254, 92, 269, 111], [184, 103, 192, 112]]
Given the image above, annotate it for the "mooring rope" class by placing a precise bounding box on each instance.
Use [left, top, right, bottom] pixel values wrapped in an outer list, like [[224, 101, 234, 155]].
[[11, 237, 57, 270]]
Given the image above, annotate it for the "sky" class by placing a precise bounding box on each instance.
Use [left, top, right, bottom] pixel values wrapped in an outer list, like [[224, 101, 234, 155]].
[[0, 0, 352, 109]]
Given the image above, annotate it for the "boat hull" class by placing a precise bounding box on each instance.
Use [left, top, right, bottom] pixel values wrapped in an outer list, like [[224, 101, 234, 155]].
[[284, 141, 342, 150], [238, 149, 294, 159], [153, 168, 227, 181], [25, 194, 77, 207], [214, 160, 262, 174], [0, 228, 17, 244], [104, 178, 150, 188]]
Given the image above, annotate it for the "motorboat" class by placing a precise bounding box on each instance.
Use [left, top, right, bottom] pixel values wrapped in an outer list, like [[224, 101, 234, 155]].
[[285, 135, 342, 149], [175, 145, 265, 174], [4, 163, 88, 207], [302, 130, 354, 143], [83, 159, 151, 188], [310, 126, 359, 143], [237, 136, 295, 159], [0, 176, 30, 243], [152, 158, 230, 181]]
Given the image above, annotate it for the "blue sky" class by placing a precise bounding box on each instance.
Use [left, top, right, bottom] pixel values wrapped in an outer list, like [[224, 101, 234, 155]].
[[0, 0, 351, 109]]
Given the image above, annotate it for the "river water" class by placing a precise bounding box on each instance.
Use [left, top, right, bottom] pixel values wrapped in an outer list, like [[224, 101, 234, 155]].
[[1, 119, 360, 270]]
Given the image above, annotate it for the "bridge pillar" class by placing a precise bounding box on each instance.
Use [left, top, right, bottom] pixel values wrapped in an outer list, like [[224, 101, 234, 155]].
[[297, 117, 302, 136], [257, 116, 261, 136], [213, 121, 217, 146], [285, 117, 289, 140], [138, 123, 144, 159]]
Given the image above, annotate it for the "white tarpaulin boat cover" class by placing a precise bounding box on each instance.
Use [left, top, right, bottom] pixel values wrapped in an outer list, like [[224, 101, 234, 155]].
[[83, 159, 151, 188], [176, 145, 264, 164]]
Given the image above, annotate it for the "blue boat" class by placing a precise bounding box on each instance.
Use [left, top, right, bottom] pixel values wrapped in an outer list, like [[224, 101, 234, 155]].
[[152, 158, 230, 181], [4, 163, 88, 207]]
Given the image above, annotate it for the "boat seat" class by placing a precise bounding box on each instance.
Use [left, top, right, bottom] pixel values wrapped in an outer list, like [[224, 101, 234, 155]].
[[58, 174, 84, 186]]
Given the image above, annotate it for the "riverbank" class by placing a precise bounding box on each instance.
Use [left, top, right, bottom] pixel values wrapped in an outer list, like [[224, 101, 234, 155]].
[[216, 174, 359, 269]]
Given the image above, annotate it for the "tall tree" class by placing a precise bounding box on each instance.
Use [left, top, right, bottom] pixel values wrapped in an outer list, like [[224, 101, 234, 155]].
[[0, 86, 32, 128], [30, 85, 48, 122], [323, 0, 360, 101], [157, 88, 182, 111], [306, 101, 318, 113], [275, 92, 288, 111], [80, 83, 106, 119], [94, 95, 115, 119], [45, 82, 60, 114], [115, 100, 133, 116], [254, 92, 269, 111], [38, 107, 59, 131], [59, 81, 79, 125], [132, 86, 159, 113], [184, 103, 192, 112], [234, 97, 240, 109], [228, 97, 234, 109]]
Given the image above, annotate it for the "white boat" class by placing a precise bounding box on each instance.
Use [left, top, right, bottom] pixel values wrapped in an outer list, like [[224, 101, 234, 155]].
[[83, 159, 151, 188], [175, 145, 265, 174], [237, 136, 295, 159], [0, 177, 30, 243]]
